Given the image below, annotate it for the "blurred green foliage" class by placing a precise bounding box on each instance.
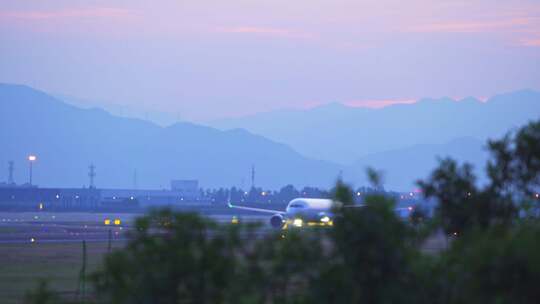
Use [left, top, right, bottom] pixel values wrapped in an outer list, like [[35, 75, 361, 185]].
[[24, 281, 61, 304], [26, 120, 540, 304]]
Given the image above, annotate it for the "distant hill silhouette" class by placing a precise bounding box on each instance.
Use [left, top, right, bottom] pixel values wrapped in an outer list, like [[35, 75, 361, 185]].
[[0, 84, 342, 189], [343, 137, 487, 191], [210, 90, 540, 164], [2, 83, 532, 191]]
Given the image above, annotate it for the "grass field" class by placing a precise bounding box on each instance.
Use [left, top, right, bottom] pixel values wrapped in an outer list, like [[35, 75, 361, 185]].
[[0, 241, 123, 304]]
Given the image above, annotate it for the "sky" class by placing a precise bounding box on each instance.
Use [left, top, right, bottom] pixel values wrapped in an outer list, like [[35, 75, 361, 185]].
[[1, 0, 539, 122]]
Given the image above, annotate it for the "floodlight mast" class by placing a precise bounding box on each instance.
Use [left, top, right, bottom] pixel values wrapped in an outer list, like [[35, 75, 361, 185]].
[[28, 155, 37, 185]]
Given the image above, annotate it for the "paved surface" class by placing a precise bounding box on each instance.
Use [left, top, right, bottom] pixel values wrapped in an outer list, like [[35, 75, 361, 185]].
[[0, 212, 271, 244]]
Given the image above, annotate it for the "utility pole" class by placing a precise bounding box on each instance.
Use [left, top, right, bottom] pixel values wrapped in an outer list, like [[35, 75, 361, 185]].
[[77, 240, 87, 300], [107, 229, 112, 253], [28, 155, 36, 186], [88, 164, 96, 189], [251, 165, 255, 189], [8, 161, 14, 184]]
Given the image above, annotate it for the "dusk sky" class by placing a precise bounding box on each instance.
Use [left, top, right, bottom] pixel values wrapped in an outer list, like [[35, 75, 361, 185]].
[[1, 0, 539, 121]]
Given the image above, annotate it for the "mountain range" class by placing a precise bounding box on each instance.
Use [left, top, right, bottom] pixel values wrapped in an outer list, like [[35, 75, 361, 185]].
[[209, 91, 540, 164], [1, 83, 538, 191], [346, 137, 487, 189], [0, 84, 340, 190]]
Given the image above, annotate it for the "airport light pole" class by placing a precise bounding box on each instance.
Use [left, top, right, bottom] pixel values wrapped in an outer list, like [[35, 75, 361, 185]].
[[28, 155, 37, 186]]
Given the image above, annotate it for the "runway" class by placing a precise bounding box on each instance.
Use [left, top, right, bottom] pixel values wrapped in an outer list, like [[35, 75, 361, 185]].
[[0, 212, 271, 244]]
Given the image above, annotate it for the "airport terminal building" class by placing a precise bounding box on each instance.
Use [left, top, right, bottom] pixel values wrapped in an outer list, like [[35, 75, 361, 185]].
[[0, 180, 201, 211]]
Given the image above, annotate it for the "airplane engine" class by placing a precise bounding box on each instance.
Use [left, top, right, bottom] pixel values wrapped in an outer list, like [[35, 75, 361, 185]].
[[270, 214, 285, 229]]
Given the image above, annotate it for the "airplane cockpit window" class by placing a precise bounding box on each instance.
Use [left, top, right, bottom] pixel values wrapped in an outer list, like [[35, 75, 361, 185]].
[[289, 203, 305, 208]]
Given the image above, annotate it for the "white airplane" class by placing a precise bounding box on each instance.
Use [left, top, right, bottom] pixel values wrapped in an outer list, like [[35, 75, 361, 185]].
[[229, 198, 344, 229], [228, 197, 414, 229]]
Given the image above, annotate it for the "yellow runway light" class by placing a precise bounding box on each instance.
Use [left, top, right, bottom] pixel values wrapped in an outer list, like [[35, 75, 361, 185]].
[[104, 219, 111, 225]]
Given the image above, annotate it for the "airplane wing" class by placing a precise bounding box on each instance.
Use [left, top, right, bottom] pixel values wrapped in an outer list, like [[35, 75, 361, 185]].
[[342, 204, 365, 208], [227, 202, 286, 214], [342, 204, 413, 212], [395, 206, 414, 211]]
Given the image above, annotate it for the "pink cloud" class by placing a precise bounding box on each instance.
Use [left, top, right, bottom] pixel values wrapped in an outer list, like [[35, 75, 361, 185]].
[[344, 99, 417, 108], [519, 38, 540, 46], [297, 99, 418, 110], [406, 18, 533, 33], [215, 26, 315, 39], [0, 8, 136, 20]]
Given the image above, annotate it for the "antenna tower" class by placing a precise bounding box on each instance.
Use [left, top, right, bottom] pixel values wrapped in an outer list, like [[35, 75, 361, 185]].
[[8, 161, 14, 184], [251, 165, 256, 189], [88, 164, 96, 188]]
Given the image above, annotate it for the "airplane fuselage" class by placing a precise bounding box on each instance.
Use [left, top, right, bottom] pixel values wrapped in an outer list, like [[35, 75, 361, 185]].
[[273, 198, 335, 228]]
